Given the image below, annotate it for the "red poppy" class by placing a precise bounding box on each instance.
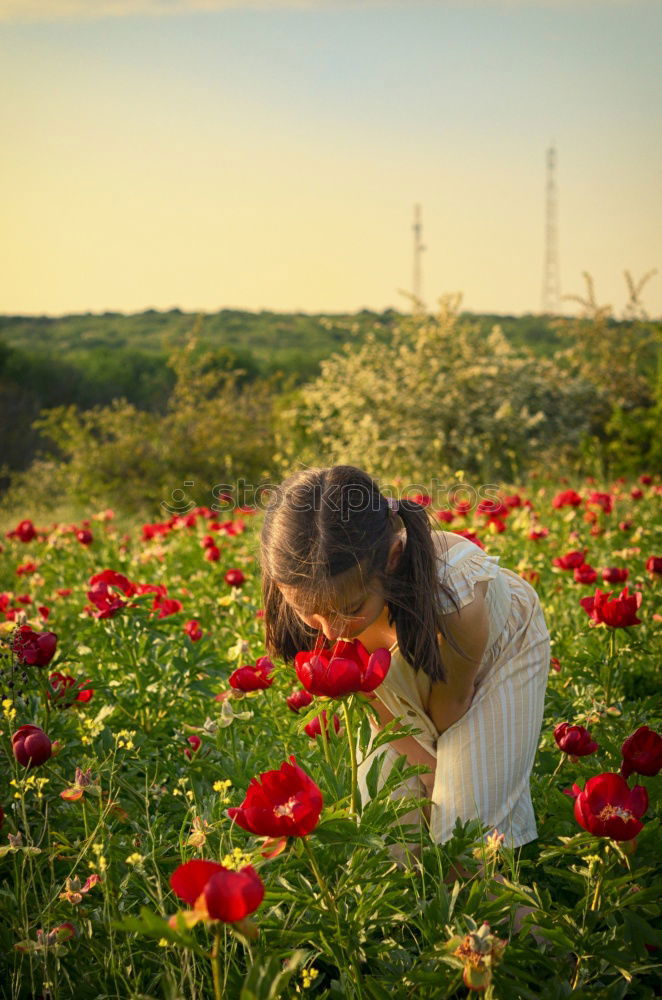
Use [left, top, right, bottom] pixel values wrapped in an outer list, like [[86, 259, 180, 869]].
[[452, 500, 472, 518], [529, 527, 549, 541], [550, 657, 561, 673], [586, 491, 614, 515], [580, 586, 643, 627], [294, 638, 391, 698], [619, 521, 633, 532], [204, 545, 221, 562], [151, 595, 183, 618], [12, 725, 52, 768], [170, 859, 264, 925], [552, 490, 582, 509], [184, 735, 201, 759], [76, 529, 93, 546], [87, 570, 136, 619], [142, 522, 172, 541], [184, 619, 203, 641], [48, 672, 94, 706], [552, 549, 587, 570], [12, 626, 58, 667], [229, 657, 275, 692], [639, 474, 653, 485], [411, 493, 432, 506], [573, 564, 597, 584], [554, 722, 598, 757], [572, 772, 648, 841], [6, 519, 37, 542], [227, 756, 323, 838], [630, 487, 644, 500], [15, 561, 38, 576], [434, 509, 455, 523], [286, 687, 314, 713], [620, 726, 662, 779], [646, 556, 662, 575], [454, 530, 485, 549], [477, 499, 509, 519], [602, 567, 629, 584], [304, 711, 341, 740]]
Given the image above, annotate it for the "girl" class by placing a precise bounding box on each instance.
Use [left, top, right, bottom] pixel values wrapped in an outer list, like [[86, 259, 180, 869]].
[[260, 464, 551, 850]]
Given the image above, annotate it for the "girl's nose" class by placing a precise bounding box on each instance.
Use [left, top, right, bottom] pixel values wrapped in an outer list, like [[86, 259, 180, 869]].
[[311, 616, 343, 642]]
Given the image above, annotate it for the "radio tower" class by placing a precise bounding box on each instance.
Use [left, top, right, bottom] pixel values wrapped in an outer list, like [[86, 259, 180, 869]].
[[412, 203, 426, 308], [541, 146, 560, 314]]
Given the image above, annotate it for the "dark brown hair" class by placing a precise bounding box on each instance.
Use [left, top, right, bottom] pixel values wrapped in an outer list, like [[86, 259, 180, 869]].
[[260, 465, 465, 683]]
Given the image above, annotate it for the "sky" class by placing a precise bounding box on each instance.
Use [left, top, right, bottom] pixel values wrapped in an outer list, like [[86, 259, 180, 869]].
[[1, 0, 660, 318]]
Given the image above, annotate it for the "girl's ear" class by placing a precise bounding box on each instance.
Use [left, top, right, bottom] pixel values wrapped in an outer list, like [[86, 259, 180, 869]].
[[386, 537, 404, 574]]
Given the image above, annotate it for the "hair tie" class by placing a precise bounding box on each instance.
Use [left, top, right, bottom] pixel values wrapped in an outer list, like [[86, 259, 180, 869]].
[[386, 496, 400, 513]]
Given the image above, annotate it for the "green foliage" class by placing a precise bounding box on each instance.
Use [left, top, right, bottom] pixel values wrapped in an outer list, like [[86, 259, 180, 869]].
[[276, 295, 602, 482], [1, 333, 277, 515]]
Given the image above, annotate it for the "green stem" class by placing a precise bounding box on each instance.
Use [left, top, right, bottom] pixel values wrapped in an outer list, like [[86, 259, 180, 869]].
[[211, 924, 223, 1000], [604, 629, 618, 708], [341, 699, 357, 819], [546, 755, 566, 788], [590, 864, 605, 912], [318, 706, 333, 767], [300, 838, 364, 999]]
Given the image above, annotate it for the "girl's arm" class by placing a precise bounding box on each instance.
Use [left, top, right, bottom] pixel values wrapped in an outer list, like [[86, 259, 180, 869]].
[[367, 694, 437, 799], [427, 580, 490, 734]]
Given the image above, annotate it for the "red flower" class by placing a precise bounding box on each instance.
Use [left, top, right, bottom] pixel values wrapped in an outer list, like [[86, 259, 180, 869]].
[[477, 499, 509, 519], [16, 561, 38, 576], [586, 491, 614, 514], [552, 490, 582, 509], [304, 711, 341, 740], [48, 672, 94, 706], [170, 859, 264, 924], [602, 567, 629, 584], [151, 595, 183, 618], [12, 725, 52, 768], [227, 756, 323, 838], [184, 619, 203, 641], [580, 586, 643, 627], [646, 556, 662, 575], [225, 569, 246, 587], [619, 521, 633, 532], [572, 772, 648, 841], [453, 530, 485, 549], [620, 726, 662, 779], [639, 474, 653, 485], [434, 509, 455, 523], [630, 487, 644, 500], [528, 527, 549, 541], [294, 638, 391, 698], [184, 735, 201, 759], [552, 549, 587, 570], [550, 657, 561, 673], [12, 626, 58, 667], [452, 500, 472, 518], [6, 519, 37, 542], [142, 522, 172, 541], [554, 722, 599, 757], [229, 657, 275, 692], [204, 545, 221, 562], [87, 570, 136, 619], [286, 687, 314, 713], [76, 529, 93, 545], [411, 493, 432, 506], [573, 564, 597, 584]]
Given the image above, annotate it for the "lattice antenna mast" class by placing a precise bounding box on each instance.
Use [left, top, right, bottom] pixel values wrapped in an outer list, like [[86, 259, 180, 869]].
[[541, 146, 561, 314], [412, 203, 426, 308]]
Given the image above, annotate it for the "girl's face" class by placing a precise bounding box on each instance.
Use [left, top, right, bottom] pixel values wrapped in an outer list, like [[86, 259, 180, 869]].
[[277, 537, 403, 644], [277, 574, 387, 644]]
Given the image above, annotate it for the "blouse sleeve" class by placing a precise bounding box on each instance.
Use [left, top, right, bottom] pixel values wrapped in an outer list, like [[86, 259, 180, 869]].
[[437, 543, 501, 614]]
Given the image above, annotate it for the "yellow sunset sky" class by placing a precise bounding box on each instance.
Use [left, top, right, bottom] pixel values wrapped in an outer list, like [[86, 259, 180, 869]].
[[1, 0, 660, 317]]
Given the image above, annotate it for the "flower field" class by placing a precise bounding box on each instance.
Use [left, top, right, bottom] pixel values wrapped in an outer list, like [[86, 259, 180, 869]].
[[0, 475, 660, 1000]]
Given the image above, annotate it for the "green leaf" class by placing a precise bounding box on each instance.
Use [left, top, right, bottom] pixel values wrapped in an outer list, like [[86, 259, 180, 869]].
[[239, 949, 306, 1000]]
